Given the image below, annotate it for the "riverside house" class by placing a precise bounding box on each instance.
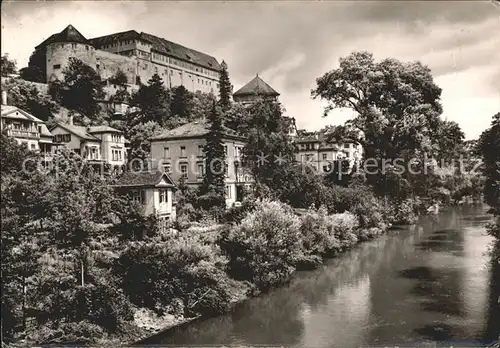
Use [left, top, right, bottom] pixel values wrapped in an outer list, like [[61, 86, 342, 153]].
[[112, 170, 177, 227], [150, 119, 253, 207]]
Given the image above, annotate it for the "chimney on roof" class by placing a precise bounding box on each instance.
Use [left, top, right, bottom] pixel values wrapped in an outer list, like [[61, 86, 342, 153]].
[[68, 115, 74, 125], [1, 90, 7, 106]]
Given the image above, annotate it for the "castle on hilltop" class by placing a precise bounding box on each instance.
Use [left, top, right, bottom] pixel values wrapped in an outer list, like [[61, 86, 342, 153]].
[[30, 24, 222, 94]]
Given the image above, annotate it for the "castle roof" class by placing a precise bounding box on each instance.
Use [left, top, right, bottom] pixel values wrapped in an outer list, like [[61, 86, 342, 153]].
[[151, 119, 243, 141], [233, 75, 280, 97], [88, 30, 221, 72], [36, 25, 89, 49], [113, 170, 176, 188]]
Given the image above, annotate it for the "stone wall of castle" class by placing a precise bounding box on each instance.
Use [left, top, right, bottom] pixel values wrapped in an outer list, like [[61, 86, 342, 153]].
[[46, 43, 220, 95], [46, 42, 96, 81], [95, 50, 137, 84]]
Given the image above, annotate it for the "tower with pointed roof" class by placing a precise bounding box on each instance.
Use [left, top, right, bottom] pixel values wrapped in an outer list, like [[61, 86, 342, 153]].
[[232, 74, 280, 105], [42, 24, 97, 82]]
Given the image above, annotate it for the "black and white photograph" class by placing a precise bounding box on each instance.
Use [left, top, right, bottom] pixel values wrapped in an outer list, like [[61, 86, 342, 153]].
[[1, 0, 499, 346]]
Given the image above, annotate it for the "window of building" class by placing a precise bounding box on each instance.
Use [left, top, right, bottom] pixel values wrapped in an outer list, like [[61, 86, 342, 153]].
[[53, 64, 61, 70], [71, 43, 77, 49], [96, 64, 100, 69], [131, 189, 144, 203], [180, 146, 186, 157], [31, 144, 36, 150], [198, 145, 204, 157], [180, 164, 188, 178], [159, 189, 167, 203], [85, 45, 89, 50], [164, 147, 170, 158], [197, 163, 204, 176], [224, 162, 229, 177], [225, 185, 231, 199], [322, 153, 327, 160], [163, 163, 171, 173], [344, 143, 350, 149], [112, 134, 121, 142]]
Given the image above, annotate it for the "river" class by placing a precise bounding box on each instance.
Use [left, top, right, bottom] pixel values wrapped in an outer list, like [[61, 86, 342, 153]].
[[143, 205, 500, 347]]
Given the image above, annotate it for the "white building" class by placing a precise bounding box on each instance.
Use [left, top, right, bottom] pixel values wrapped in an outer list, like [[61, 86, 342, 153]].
[[1, 90, 54, 163], [50, 117, 128, 167], [112, 170, 177, 225]]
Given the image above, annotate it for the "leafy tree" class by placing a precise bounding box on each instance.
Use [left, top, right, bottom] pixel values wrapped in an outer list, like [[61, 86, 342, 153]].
[[170, 85, 193, 120], [20, 50, 46, 82], [191, 91, 217, 120], [130, 74, 170, 126], [312, 51, 442, 160], [49, 57, 104, 120], [3, 79, 59, 121], [218, 60, 232, 112], [477, 113, 500, 217], [435, 120, 465, 164], [1, 54, 17, 76], [108, 69, 128, 86], [312, 51, 444, 198], [125, 120, 162, 169], [199, 103, 226, 210], [241, 100, 296, 192]]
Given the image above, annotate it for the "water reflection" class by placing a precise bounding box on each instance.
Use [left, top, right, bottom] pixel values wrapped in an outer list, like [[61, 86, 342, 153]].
[[144, 206, 499, 347]]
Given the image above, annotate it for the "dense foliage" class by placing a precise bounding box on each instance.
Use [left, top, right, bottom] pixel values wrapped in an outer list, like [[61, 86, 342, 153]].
[[1, 53, 17, 76], [49, 57, 105, 122]]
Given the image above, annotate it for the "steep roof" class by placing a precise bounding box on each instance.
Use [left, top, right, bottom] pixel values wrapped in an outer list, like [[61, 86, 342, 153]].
[[1, 105, 44, 123], [233, 75, 280, 97], [52, 123, 100, 141], [88, 30, 144, 47], [151, 119, 243, 141], [140, 32, 221, 71], [36, 24, 89, 49], [88, 30, 221, 71], [87, 125, 122, 134], [113, 170, 176, 188]]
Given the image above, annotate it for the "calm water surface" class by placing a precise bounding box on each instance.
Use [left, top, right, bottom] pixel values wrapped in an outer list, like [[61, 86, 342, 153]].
[[144, 205, 500, 347]]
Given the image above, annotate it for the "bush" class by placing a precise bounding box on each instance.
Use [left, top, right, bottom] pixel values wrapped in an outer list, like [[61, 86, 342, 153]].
[[218, 199, 302, 291], [391, 198, 418, 225], [116, 239, 233, 317], [26, 320, 106, 345]]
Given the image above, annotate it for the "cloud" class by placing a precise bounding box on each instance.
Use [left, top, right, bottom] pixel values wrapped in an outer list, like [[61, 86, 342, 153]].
[[1, 0, 498, 139]]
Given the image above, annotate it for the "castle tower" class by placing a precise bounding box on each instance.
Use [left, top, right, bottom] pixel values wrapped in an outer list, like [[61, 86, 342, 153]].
[[232, 74, 280, 105], [43, 24, 97, 82]]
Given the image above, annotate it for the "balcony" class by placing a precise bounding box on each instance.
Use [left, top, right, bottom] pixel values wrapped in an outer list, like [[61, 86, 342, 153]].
[[6, 129, 40, 139]]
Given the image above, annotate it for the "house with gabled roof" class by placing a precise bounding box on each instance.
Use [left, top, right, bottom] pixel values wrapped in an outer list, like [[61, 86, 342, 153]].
[[150, 119, 253, 207], [233, 74, 280, 105], [50, 117, 128, 167], [1, 90, 54, 163], [112, 170, 177, 224]]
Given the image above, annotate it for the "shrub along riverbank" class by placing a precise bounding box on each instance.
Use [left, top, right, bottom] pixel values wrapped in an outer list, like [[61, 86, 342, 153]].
[[121, 190, 396, 344]]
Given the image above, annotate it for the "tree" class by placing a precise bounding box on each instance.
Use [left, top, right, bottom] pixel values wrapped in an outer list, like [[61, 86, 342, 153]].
[[477, 113, 500, 217], [312, 51, 444, 198], [218, 60, 232, 112], [129, 74, 170, 126], [1, 54, 17, 76], [241, 100, 296, 193], [199, 103, 226, 210], [19, 50, 46, 83], [124, 120, 162, 169], [108, 69, 128, 86], [170, 85, 193, 120], [49, 57, 104, 120], [435, 120, 465, 164], [3, 79, 59, 121], [109, 69, 130, 105]]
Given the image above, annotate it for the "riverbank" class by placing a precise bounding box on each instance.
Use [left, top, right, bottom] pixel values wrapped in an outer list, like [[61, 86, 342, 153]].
[[137, 205, 500, 346], [127, 199, 393, 345]]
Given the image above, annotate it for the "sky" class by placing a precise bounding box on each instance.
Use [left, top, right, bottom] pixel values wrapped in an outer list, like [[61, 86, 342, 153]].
[[1, 0, 499, 140]]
